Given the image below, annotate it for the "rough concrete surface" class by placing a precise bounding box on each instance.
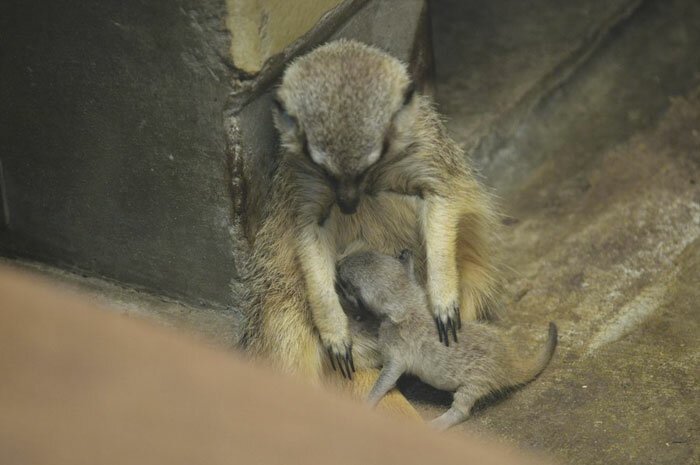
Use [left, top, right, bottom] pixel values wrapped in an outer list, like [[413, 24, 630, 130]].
[[0, 0, 239, 309], [431, 0, 641, 167], [411, 0, 700, 464]]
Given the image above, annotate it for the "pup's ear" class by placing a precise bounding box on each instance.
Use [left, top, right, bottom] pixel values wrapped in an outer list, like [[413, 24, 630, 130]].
[[398, 249, 415, 279]]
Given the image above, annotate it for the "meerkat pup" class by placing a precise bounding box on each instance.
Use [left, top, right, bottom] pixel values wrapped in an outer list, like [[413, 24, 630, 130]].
[[244, 39, 499, 388], [336, 250, 557, 430]]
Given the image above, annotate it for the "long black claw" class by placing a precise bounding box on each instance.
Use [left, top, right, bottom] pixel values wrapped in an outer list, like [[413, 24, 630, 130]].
[[436, 317, 448, 347], [328, 347, 337, 371], [337, 352, 348, 379], [327, 344, 355, 379], [455, 306, 462, 329], [346, 346, 355, 376], [343, 349, 351, 380], [441, 318, 450, 346], [449, 318, 458, 343], [434, 317, 443, 343]]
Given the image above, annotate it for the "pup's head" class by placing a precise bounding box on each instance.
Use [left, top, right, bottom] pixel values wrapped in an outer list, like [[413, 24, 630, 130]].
[[336, 249, 422, 322], [273, 39, 418, 214]]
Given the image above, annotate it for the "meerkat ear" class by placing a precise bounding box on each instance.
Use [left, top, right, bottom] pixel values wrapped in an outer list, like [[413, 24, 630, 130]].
[[402, 82, 416, 106], [393, 82, 419, 136], [271, 94, 298, 136]]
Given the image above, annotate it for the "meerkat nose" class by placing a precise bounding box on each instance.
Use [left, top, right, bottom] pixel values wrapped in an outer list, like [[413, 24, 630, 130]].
[[338, 199, 358, 214], [336, 185, 360, 214]]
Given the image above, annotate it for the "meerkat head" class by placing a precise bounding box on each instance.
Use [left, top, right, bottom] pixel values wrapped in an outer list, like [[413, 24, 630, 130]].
[[273, 39, 418, 215], [336, 249, 423, 322]]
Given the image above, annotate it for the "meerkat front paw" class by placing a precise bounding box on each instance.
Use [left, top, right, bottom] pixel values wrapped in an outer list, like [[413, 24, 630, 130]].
[[322, 331, 355, 379], [432, 301, 460, 346]]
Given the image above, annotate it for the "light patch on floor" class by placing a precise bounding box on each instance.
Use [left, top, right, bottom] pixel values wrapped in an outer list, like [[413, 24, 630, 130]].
[[586, 268, 676, 354]]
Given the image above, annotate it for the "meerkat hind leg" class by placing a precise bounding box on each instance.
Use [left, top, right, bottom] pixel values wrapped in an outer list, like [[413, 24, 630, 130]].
[[429, 407, 470, 431], [429, 387, 476, 431]]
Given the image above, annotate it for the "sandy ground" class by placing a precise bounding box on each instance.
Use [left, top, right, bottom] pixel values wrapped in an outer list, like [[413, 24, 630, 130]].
[[421, 0, 699, 463]]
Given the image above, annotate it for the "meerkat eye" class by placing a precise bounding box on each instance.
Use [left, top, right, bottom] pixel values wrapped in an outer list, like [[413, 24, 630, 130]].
[[272, 95, 284, 112], [272, 96, 298, 134], [316, 165, 338, 188], [356, 294, 370, 313], [381, 137, 391, 157], [301, 133, 311, 158], [327, 173, 339, 189]]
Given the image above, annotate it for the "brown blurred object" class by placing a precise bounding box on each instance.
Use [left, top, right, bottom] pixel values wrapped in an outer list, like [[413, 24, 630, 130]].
[[0, 265, 552, 465]]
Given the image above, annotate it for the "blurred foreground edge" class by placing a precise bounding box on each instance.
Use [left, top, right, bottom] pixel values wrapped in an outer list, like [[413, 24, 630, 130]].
[[0, 264, 554, 465]]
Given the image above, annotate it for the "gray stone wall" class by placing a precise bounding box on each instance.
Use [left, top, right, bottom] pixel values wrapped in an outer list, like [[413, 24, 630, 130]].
[[0, 0, 431, 309], [0, 0, 238, 308]]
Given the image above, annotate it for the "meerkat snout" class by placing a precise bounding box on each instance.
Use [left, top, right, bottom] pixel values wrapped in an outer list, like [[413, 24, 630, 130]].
[[336, 179, 362, 214]]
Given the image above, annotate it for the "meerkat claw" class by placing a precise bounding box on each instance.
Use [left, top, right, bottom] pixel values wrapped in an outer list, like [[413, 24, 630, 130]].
[[448, 318, 458, 343], [441, 318, 450, 347], [336, 352, 348, 378], [327, 343, 354, 379], [436, 310, 459, 346], [346, 344, 356, 374], [434, 317, 445, 344], [327, 347, 337, 372]]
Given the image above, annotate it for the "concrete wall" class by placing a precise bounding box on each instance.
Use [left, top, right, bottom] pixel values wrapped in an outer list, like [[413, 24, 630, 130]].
[[0, 0, 237, 308], [0, 0, 432, 309], [226, 0, 344, 74]]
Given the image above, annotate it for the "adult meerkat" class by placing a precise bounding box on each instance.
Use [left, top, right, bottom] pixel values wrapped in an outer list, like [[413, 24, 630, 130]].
[[336, 250, 557, 430], [243, 40, 499, 391]]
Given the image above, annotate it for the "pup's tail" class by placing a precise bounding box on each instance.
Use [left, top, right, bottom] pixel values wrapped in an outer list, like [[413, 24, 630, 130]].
[[511, 322, 558, 386]]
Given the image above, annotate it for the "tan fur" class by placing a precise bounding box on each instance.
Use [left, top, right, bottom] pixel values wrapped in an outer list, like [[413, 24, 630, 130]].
[[242, 40, 500, 412]]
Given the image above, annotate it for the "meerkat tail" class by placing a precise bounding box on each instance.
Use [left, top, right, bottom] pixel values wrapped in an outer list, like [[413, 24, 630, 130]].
[[511, 322, 558, 386], [326, 369, 423, 421]]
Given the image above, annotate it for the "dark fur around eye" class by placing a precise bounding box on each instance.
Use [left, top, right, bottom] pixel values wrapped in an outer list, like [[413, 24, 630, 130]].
[[325, 171, 339, 189], [273, 95, 299, 133], [298, 132, 338, 187], [301, 133, 311, 157], [355, 294, 370, 314], [272, 95, 285, 112], [381, 137, 390, 157]]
